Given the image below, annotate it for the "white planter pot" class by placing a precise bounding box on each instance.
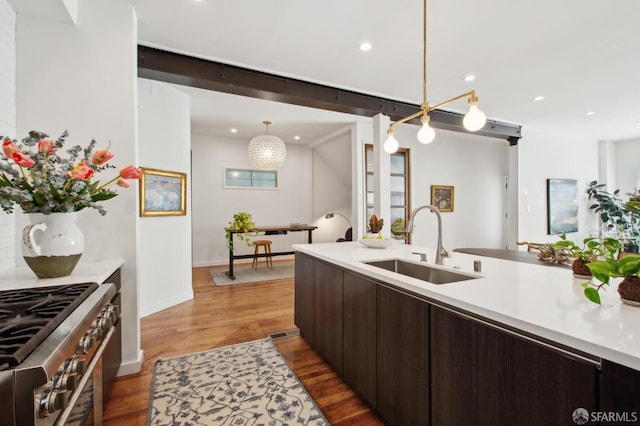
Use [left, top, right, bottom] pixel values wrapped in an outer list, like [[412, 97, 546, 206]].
[[22, 212, 85, 278]]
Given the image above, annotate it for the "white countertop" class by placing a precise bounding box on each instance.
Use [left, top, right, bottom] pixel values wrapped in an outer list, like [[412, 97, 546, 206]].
[[0, 259, 124, 291], [293, 241, 640, 371]]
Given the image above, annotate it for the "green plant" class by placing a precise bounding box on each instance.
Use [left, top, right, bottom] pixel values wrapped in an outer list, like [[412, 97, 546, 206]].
[[584, 255, 640, 305], [225, 211, 256, 249], [0, 130, 140, 215], [390, 218, 405, 236], [368, 214, 384, 233], [554, 234, 621, 262], [586, 181, 640, 239], [586, 181, 626, 232]]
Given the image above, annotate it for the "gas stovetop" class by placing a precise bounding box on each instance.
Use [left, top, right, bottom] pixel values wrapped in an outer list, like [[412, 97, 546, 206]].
[[0, 283, 99, 371]]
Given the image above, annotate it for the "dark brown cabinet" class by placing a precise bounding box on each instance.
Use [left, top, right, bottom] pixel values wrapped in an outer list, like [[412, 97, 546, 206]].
[[600, 360, 640, 416], [343, 272, 377, 408], [295, 253, 316, 345], [377, 285, 430, 426], [312, 259, 344, 375], [294, 253, 640, 426], [430, 306, 599, 426]]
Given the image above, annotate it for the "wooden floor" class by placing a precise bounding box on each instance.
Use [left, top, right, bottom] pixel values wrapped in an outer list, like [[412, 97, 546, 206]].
[[103, 261, 382, 425]]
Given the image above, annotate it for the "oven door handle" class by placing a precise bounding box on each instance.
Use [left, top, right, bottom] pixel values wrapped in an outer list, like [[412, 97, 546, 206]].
[[54, 326, 115, 425]]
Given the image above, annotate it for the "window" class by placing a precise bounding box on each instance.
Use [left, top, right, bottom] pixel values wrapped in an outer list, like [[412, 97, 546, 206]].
[[365, 145, 411, 243], [224, 168, 278, 189]]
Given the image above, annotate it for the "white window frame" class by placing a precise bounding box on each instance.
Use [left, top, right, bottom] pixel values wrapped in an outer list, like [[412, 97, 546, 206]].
[[223, 168, 279, 189]]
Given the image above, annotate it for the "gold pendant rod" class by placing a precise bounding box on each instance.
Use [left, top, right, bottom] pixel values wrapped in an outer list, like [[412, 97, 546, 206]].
[[426, 90, 477, 113], [389, 90, 477, 129], [423, 0, 427, 108]]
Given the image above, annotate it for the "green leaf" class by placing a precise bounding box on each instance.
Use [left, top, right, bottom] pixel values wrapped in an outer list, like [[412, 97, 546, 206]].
[[91, 192, 117, 202], [587, 261, 612, 275], [584, 287, 601, 305], [32, 191, 46, 205], [618, 256, 640, 275]]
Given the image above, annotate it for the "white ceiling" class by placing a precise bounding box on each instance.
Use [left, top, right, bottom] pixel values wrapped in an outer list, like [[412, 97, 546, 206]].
[[124, 0, 639, 144]]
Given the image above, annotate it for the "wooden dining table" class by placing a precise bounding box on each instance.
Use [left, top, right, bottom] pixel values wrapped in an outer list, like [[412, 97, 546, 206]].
[[225, 225, 317, 280]]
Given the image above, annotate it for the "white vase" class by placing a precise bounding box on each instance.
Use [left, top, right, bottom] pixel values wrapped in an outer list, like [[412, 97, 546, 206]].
[[22, 212, 85, 278]]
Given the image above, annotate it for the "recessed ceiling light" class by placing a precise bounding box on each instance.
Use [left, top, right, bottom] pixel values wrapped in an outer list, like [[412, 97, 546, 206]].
[[533, 96, 545, 101], [586, 111, 596, 116], [230, 128, 238, 133], [294, 136, 301, 141], [463, 75, 476, 82], [360, 42, 372, 52]]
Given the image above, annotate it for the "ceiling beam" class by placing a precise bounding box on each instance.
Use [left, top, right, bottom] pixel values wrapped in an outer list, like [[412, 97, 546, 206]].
[[138, 45, 522, 143]]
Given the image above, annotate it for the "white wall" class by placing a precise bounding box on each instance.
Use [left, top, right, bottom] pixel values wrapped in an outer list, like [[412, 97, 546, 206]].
[[518, 126, 600, 245], [14, 0, 142, 374], [311, 129, 353, 243], [614, 138, 640, 196], [392, 125, 510, 251], [0, 0, 15, 271], [137, 79, 193, 317], [191, 133, 313, 267]]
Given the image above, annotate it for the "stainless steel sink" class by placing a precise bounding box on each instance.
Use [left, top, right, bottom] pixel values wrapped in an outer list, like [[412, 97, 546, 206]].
[[363, 258, 479, 284]]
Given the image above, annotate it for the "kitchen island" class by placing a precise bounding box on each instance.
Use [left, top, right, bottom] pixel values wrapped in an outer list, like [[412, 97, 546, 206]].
[[293, 241, 640, 426]]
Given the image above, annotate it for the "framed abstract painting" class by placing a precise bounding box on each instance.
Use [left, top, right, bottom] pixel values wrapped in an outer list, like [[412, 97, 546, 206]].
[[547, 179, 578, 234]]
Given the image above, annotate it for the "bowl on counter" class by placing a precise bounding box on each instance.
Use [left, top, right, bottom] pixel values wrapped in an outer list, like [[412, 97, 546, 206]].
[[358, 237, 396, 249]]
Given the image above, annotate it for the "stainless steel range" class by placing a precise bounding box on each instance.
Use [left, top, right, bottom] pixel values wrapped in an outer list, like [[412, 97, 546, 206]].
[[0, 281, 121, 426]]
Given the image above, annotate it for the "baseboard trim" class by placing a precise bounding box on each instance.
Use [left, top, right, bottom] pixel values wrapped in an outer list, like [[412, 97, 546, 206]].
[[117, 349, 144, 376]]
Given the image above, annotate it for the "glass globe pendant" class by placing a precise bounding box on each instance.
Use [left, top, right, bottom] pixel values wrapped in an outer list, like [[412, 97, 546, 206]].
[[247, 120, 287, 171]]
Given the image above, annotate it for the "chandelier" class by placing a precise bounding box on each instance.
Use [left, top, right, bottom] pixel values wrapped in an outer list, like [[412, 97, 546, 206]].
[[383, 0, 487, 154], [247, 120, 287, 171]]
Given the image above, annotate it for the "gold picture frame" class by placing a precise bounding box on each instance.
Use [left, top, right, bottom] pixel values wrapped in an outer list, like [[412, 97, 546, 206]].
[[139, 168, 187, 217], [431, 185, 454, 212]]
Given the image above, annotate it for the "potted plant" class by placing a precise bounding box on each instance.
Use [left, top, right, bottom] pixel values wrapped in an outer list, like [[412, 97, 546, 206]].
[[554, 234, 622, 278], [586, 181, 640, 251], [584, 254, 640, 305], [368, 213, 384, 234], [225, 211, 256, 249]]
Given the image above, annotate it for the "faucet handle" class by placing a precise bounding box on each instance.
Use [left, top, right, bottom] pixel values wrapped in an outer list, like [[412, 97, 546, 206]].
[[412, 252, 428, 262]]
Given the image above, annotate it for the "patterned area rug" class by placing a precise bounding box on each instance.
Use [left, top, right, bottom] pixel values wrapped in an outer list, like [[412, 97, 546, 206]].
[[147, 338, 328, 426], [209, 262, 294, 286]]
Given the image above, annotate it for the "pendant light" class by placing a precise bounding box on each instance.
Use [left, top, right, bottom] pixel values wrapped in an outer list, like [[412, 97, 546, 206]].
[[247, 120, 287, 171], [383, 0, 487, 153]]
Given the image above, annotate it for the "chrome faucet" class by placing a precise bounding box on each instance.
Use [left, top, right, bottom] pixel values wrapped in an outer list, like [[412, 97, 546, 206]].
[[412, 252, 428, 262], [406, 205, 449, 265]]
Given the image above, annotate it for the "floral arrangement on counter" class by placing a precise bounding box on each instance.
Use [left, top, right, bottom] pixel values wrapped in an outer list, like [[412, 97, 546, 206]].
[[369, 213, 384, 233], [0, 130, 141, 215]]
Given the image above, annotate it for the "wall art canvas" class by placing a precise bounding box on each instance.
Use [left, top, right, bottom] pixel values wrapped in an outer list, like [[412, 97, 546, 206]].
[[140, 168, 187, 216], [547, 178, 578, 234]]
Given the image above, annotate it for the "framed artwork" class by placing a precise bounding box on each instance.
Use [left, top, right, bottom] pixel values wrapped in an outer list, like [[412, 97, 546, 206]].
[[139, 168, 187, 217], [431, 185, 454, 212], [547, 178, 578, 234]]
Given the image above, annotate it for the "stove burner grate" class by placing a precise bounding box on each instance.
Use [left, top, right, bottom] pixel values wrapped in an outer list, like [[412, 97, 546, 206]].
[[0, 283, 99, 370]]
